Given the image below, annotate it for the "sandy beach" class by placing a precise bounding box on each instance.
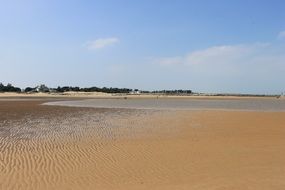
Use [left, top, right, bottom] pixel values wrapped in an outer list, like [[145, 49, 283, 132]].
[[2, 0, 284, 189], [0, 98, 285, 190], [0, 92, 280, 100]]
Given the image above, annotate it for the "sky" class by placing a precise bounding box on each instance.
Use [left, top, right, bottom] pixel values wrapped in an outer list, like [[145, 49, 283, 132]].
[[0, 0, 285, 94]]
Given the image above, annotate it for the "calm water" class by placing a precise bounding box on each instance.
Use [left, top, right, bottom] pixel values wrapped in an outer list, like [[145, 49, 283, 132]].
[[44, 98, 285, 112]]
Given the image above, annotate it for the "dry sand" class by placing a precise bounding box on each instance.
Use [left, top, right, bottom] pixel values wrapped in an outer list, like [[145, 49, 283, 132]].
[[0, 92, 112, 98], [0, 100, 284, 190], [0, 92, 279, 100]]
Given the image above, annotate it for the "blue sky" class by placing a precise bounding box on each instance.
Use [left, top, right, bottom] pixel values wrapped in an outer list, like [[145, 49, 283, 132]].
[[0, 0, 285, 94]]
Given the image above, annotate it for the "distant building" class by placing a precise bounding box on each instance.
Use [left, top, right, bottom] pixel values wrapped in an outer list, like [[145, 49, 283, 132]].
[[35, 84, 50, 93], [130, 89, 141, 94]]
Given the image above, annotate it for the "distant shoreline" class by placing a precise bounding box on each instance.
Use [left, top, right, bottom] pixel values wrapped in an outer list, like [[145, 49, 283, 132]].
[[0, 91, 282, 100]]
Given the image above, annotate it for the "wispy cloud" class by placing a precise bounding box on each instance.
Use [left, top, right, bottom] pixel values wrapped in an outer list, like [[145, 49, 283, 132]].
[[185, 43, 270, 65], [278, 31, 285, 39], [85, 37, 119, 50], [147, 42, 285, 93], [155, 43, 270, 66]]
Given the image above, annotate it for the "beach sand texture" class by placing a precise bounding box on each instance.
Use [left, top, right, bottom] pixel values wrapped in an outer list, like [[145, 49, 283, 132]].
[[0, 100, 285, 190]]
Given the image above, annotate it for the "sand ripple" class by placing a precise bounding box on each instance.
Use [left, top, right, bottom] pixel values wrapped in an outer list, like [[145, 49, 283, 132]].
[[0, 101, 285, 190]]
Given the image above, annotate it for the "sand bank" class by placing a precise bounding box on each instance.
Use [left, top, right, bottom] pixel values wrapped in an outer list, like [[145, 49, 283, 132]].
[[0, 100, 284, 189], [0, 92, 280, 100]]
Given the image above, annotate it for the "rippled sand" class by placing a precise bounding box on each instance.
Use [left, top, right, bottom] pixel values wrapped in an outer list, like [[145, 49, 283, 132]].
[[0, 100, 285, 190]]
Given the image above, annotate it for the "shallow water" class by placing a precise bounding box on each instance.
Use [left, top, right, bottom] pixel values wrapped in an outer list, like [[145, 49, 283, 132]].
[[44, 98, 285, 112]]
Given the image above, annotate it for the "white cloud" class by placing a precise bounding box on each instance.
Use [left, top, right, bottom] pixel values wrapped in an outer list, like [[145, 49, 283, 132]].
[[155, 43, 270, 66], [85, 37, 119, 50], [185, 43, 270, 65], [278, 31, 285, 39]]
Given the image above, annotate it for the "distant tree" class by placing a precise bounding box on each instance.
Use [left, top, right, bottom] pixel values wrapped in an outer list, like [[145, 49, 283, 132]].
[[151, 89, 192, 95], [0, 83, 4, 92], [53, 86, 132, 94], [0, 83, 21, 92], [56, 86, 64, 92], [24, 87, 34, 93]]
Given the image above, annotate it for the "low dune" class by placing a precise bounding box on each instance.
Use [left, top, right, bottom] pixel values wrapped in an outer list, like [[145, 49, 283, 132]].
[[0, 100, 284, 189]]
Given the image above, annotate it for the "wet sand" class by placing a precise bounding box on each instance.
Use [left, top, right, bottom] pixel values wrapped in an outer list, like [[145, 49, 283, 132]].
[[0, 99, 285, 189], [45, 98, 285, 111]]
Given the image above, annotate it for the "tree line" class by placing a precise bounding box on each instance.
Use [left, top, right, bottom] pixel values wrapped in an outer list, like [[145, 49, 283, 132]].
[[0, 82, 192, 94], [0, 83, 21, 92], [150, 89, 192, 94], [23, 85, 132, 94], [53, 86, 132, 93]]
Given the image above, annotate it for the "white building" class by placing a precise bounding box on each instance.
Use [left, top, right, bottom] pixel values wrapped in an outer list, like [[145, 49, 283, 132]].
[[35, 84, 50, 92]]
